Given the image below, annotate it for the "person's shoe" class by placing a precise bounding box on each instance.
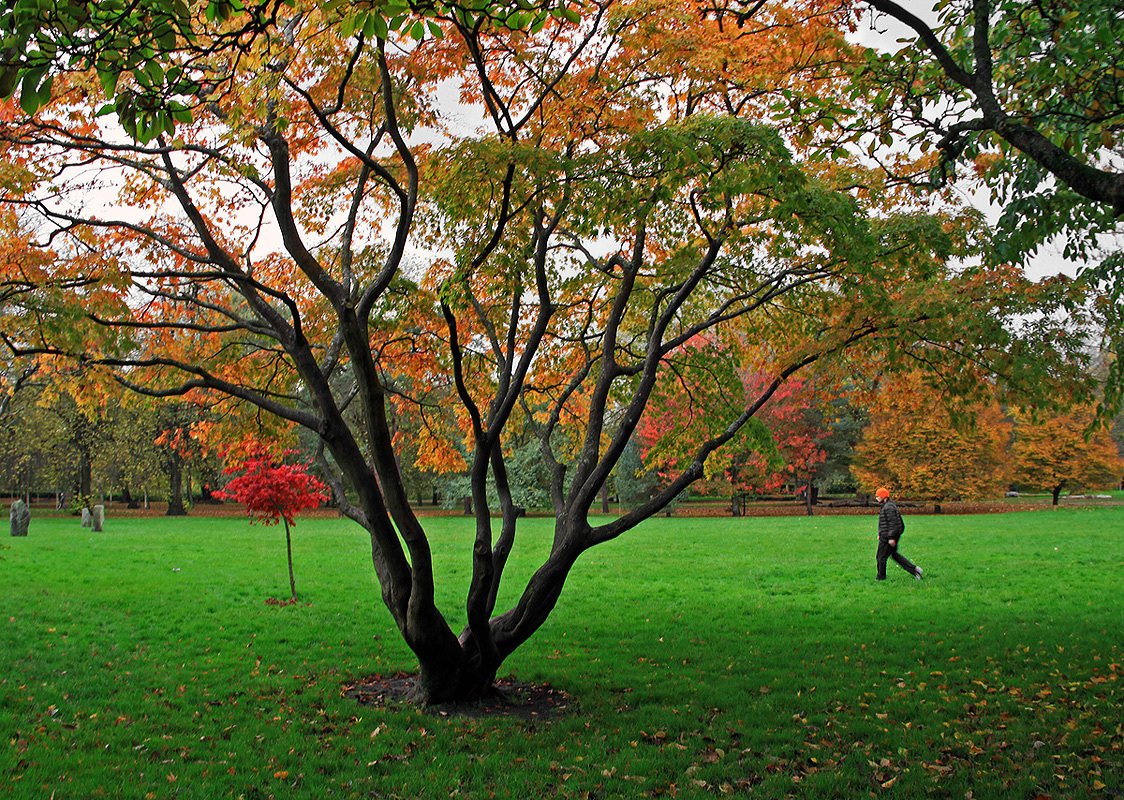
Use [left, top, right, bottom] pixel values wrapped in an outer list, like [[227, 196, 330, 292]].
[[914, 567, 924, 581]]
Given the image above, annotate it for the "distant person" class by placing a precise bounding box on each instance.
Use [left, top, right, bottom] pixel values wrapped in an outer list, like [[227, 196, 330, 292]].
[[875, 487, 922, 581]]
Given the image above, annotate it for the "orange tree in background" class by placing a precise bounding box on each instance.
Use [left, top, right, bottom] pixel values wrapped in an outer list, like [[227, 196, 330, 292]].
[[1010, 407, 1124, 505], [851, 371, 1013, 501], [0, 0, 1098, 701]]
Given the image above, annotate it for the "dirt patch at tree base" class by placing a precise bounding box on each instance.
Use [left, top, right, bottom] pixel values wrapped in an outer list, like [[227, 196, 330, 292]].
[[342, 673, 574, 721]]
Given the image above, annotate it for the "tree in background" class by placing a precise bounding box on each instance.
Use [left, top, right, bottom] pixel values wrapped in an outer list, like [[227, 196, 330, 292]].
[[1010, 407, 1124, 505], [851, 371, 1012, 500], [216, 445, 329, 603], [810, 393, 867, 496], [153, 404, 215, 516], [636, 334, 838, 514], [731, 372, 830, 513]]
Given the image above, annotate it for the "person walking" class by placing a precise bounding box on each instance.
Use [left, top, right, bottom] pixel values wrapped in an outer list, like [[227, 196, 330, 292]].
[[875, 487, 922, 581]]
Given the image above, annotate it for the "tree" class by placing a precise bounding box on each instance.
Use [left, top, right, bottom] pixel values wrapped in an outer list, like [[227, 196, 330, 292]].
[[216, 445, 329, 602], [853, 0, 1124, 412], [809, 392, 867, 495], [101, 400, 166, 509], [152, 402, 219, 516], [0, 0, 1095, 701], [637, 354, 832, 514], [851, 371, 1013, 501], [1010, 407, 1124, 505], [857, 0, 1124, 216], [731, 371, 830, 512]]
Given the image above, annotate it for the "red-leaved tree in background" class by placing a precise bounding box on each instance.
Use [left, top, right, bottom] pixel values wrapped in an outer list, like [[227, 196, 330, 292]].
[[216, 448, 329, 603]]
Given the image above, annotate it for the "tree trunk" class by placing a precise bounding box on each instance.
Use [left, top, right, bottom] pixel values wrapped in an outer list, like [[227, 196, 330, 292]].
[[77, 451, 92, 502], [283, 516, 298, 602], [122, 486, 140, 509], [166, 455, 187, 516], [1052, 486, 1061, 506]]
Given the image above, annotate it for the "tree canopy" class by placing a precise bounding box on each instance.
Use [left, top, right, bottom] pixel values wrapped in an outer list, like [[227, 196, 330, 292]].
[[1010, 406, 1124, 505], [851, 371, 1013, 501], [854, 0, 1124, 412], [0, 0, 1102, 701]]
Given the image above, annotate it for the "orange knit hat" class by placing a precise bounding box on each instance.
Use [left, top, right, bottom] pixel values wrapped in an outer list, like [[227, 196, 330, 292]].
[[875, 487, 891, 499]]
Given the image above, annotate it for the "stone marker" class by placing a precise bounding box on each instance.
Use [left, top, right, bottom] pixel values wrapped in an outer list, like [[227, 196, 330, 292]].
[[92, 505, 105, 532], [81, 507, 92, 527], [10, 500, 30, 537]]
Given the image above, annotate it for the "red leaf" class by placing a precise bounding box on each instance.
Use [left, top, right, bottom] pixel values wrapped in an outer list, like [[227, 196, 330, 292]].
[[215, 444, 329, 526]]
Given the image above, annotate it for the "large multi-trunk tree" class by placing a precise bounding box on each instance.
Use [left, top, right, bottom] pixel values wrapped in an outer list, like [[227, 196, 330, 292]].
[[0, 0, 1094, 701]]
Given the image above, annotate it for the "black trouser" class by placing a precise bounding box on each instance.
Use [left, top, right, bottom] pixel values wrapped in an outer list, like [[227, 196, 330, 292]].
[[877, 536, 918, 580]]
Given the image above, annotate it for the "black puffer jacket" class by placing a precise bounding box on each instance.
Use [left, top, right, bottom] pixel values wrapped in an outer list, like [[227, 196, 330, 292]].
[[878, 499, 904, 541]]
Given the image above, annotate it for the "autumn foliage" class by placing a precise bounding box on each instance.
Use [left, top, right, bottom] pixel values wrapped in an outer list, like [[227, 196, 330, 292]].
[[851, 372, 1012, 501], [637, 341, 831, 498], [216, 449, 328, 527], [1010, 408, 1124, 505], [216, 446, 328, 603]]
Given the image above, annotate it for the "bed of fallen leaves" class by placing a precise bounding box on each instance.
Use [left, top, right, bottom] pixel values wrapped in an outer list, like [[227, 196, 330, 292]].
[[341, 672, 574, 721]]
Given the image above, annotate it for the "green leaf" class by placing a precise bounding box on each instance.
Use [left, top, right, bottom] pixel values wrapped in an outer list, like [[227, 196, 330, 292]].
[[144, 59, 164, 87], [340, 12, 358, 39], [0, 67, 19, 99], [18, 72, 43, 114], [170, 106, 193, 125], [98, 67, 120, 97], [365, 12, 388, 39], [34, 74, 52, 106]]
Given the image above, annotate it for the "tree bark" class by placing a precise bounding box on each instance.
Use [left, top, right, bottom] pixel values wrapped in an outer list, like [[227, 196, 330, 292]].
[[282, 516, 298, 602], [76, 450, 92, 502], [166, 454, 187, 516]]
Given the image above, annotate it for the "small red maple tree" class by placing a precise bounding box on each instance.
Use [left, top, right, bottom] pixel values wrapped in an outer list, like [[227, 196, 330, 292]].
[[215, 447, 329, 603]]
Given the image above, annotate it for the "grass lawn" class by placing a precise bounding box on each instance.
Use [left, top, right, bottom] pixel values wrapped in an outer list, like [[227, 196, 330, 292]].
[[1, 507, 1121, 799]]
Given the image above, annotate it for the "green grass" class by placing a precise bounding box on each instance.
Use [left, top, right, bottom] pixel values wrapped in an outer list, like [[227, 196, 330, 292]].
[[2, 508, 1122, 799]]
